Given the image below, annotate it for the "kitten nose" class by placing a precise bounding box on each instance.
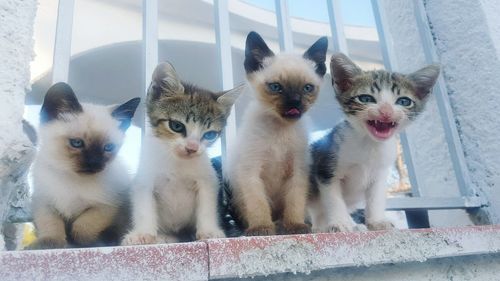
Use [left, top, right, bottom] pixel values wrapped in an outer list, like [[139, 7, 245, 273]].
[[185, 140, 199, 154], [378, 103, 394, 120]]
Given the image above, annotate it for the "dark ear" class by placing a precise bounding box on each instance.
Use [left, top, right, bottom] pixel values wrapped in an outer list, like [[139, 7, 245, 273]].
[[40, 82, 83, 124], [406, 64, 440, 99], [111, 97, 141, 131], [244, 31, 275, 74], [147, 62, 184, 101], [303, 37, 328, 77], [330, 53, 363, 93]]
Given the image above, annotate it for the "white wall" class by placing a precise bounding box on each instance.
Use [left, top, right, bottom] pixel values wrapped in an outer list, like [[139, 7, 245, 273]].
[[0, 0, 37, 249]]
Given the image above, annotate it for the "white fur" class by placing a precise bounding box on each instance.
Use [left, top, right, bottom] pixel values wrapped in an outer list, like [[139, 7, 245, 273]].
[[32, 103, 130, 226], [309, 88, 410, 232], [123, 126, 224, 245]]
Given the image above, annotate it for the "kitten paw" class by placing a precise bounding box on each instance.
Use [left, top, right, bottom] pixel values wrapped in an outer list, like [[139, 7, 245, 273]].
[[282, 223, 311, 235], [121, 232, 163, 246], [367, 220, 394, 231], [25, 237, 67, 250], [245, 225, 276, 236], [196, 228, 226, 240], [325, 222, 355, 233]]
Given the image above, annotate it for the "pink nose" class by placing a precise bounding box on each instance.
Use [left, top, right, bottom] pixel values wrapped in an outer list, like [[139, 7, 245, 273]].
[[185, 140, 199, 154], [378, 104, 393, 120]]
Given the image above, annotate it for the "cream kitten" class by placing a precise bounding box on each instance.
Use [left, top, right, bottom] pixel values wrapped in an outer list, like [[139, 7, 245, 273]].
[[224, 31, 328, 236], [122, 62, 243, 245], [308, 53, 440, 232], [29, 82, 140, 249]]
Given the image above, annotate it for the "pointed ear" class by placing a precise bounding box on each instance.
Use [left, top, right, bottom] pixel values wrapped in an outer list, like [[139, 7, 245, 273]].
[[40, 82, 83, 124], [216, 84, 245, 109], [148, 62, 184, 101], [406, 64, 440, 99], [111, 97, 141, 131], [303, 37, 328, 77], [244, 31, 275, 74], [330, 53, 363, 93]]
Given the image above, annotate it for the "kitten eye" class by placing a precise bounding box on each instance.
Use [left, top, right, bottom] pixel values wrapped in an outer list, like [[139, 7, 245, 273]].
[[267, 82, 283, 93], [202, 131, 219, 141], [355, 94, 376, 104], [103, 143, 116, 152], [396, 97, 414, 107], [303, 84, 315, 93], [69, 138, 84, 148], [168, 120, 185, 133]]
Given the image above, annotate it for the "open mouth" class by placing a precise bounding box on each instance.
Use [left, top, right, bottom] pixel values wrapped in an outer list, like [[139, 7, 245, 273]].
[[366, 120, 397, 140], [283, 108, 302, 119]]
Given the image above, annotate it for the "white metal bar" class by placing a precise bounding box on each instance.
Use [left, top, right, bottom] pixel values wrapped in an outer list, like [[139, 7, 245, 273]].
[[371, 0, 423, 197], [142, 0, 158, 95], [411, 0, 474, 197], [326, 0, 348, 53], [275, 0, 293, 51], [52, 0, 75, 84], [214, 0, 236, 165], [386, 196, 485, 211]]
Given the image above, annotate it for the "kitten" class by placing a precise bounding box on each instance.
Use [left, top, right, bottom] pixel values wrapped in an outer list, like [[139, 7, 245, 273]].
[[224, 31, 328, 236], [122, 62, 243, 245], [29, 82, 140, 249], [308, 53, 440, 232]]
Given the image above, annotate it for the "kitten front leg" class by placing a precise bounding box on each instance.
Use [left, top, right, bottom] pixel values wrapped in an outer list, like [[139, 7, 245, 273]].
[[28, 204, 67, 249], [282, 169, 311, 234], [122, 184, 161, 245], [195, 179, 225, 240], [365, 170, 394, 231], [71, 204, 117, 246], [319, 179, 360, 232], [234, 173, 275, 236]]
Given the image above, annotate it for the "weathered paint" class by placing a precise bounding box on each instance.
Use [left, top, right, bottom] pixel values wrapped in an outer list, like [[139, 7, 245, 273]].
[[0, 242, 208, 281], [1, 226, 499, 280]]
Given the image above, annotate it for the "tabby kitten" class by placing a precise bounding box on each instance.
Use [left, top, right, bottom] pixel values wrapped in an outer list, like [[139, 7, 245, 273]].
[[309, 53, 440, 232], [224, 31, 328, 236], [122, 62, 242, 245], [30, 82, 140, 249]]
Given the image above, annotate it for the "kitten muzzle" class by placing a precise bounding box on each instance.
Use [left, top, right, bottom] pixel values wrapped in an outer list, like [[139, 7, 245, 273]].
[[283, 108, 302, 119], [366, 120, 397, 140]]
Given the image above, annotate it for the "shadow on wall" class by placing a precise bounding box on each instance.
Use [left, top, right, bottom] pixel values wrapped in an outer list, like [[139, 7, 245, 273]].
[[26, 40, 343, 133]]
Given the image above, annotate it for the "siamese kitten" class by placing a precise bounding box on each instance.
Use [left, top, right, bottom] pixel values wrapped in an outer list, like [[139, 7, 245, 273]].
[[224, 31, 328, 236], [122, 62, 242, 245], [309, 53, 440, 232], [29, 82, 140, 249]]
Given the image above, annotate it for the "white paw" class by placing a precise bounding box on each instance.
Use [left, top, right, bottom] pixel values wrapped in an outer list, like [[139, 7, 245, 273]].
[[121, 232, 163, 246], [196, 228, 226, 240], [352, 223, 368, 232], [367, 220, 395, 231]]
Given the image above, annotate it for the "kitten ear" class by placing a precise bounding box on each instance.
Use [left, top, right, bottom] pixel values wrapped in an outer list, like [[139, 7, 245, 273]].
[[406, 64, 440, 99], [148, 62, 185, 100], [40, 82, 83, 124], [111, 97, 141, 131], [216, 84, 245, 108], [330, 53, 363, 93], [303, 37, 328, 77], [244, 31, 275, 74]]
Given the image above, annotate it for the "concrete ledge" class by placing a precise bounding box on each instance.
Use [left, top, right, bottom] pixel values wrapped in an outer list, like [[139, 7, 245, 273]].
[[1, 226, 499, 281]]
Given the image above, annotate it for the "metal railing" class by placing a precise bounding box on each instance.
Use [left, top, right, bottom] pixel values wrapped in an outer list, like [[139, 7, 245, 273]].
[[34, 0, 486, 226]]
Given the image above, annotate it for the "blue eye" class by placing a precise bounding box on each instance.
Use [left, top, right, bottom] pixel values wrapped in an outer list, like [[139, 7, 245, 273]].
[[203, 131, 219, 141], [168, 120, 185, 133], [396, 97, 414, 107], [267, 82, 283, 93], [69, 138, 84, 148], [303, 84, 314, 93], [104, 143, 116, 152], [356, 94, 376, 104]]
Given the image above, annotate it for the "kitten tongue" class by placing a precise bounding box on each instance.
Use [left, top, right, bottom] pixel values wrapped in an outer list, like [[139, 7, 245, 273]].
[[285, 108, 301, 117]]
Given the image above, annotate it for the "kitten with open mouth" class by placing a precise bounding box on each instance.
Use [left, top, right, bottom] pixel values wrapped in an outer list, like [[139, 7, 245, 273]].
[[308, 53, 440, 233]]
